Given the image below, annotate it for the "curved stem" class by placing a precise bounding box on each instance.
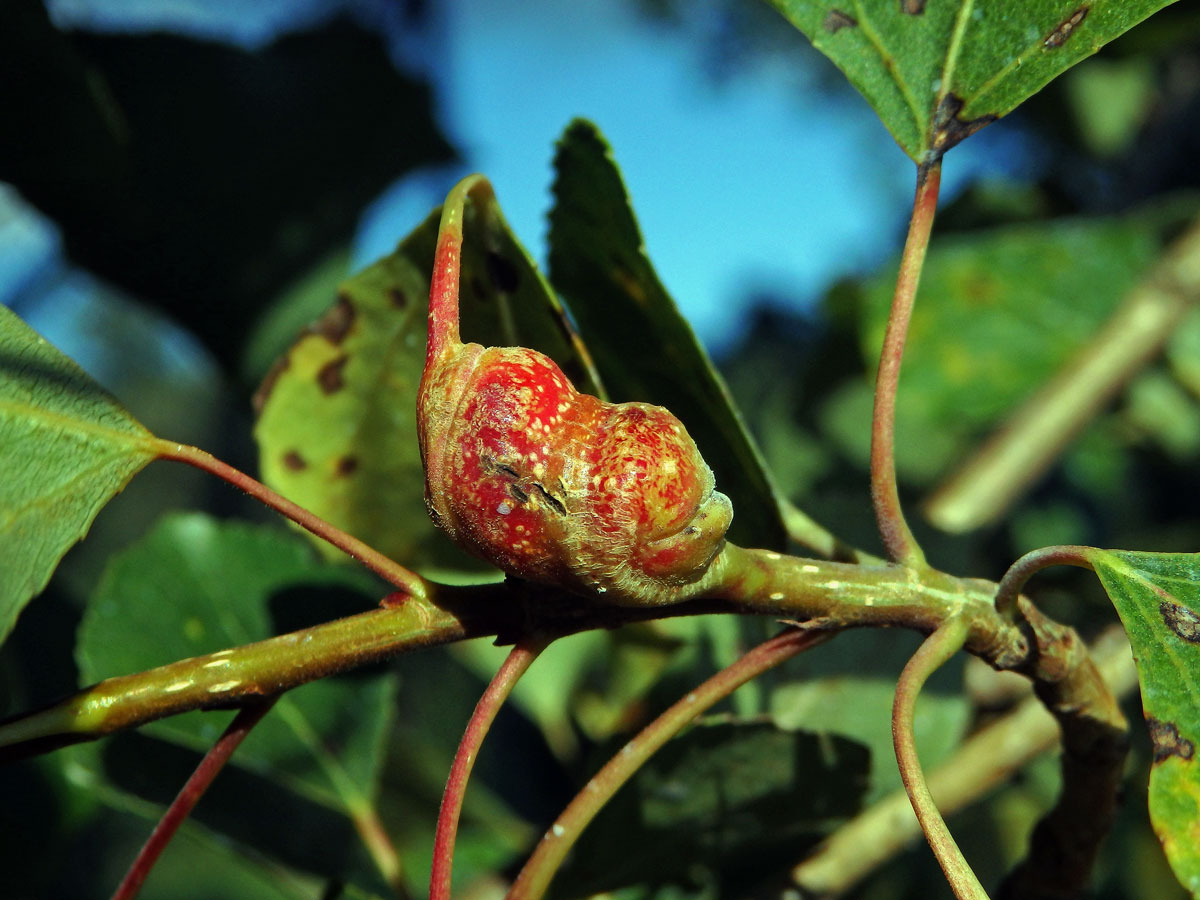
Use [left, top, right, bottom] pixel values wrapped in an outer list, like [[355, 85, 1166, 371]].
[[892, 616, 987, 900], [111, 698, 277, 900], [425, 174, 494, 368], [871, 160, 941, 568], [431, 634, 550, 900], [507, 627, 830, 900], [993, 545, 1097, 621], [153, 441, 427, 600], [796, 626, 1138, 897]]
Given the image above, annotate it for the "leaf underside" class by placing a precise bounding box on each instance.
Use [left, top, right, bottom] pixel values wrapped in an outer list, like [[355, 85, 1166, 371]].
[[1090, 549, 1200, 897], [0, 306, 156, 645], [766, 0, 1178, 162]]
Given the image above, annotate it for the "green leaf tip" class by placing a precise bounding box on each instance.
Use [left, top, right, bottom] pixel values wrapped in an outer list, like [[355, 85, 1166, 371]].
[[0, 306, 157, 644], [1089, 549, 1200, 896], [549, 118, 790, 551], [766, 0, 1179, 162]]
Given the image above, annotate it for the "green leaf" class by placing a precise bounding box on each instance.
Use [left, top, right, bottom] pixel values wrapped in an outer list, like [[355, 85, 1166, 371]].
[[1089, 549, 1200, 897], [554, 720, 868, 897], [0, 306, 157, 644], [78, 513, 398, 885], [842, 216, 1162, 483], [770, 675, 969, 801], [765, 0, 1178, 162], [549, 120, 788, 550], [253, 191, 598, 575]]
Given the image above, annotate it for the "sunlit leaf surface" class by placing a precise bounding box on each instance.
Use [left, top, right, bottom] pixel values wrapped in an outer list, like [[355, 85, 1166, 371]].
[[0, 306, 156, 644], [1091, 549, 1200, 897]]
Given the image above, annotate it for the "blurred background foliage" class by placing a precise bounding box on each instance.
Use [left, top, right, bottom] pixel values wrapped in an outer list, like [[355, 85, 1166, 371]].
[[1, 0, 1200, 898]]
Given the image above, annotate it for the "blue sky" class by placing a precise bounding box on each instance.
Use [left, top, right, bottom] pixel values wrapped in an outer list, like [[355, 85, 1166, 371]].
[[10, 0, 1036, 365]]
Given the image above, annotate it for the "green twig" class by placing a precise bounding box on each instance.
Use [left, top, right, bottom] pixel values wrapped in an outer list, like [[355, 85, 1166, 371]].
[[871, 160, 941, 568], [110, 698, 277, 900], [892, 616, 987, 900], [431, 634, 549, 900], [0, 545, 1034, 758], [506, 626, 830, 900]]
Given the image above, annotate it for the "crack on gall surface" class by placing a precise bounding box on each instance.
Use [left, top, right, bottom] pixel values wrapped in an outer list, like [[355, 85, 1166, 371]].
[[1044, 6, 1088, 50], [1147, 717, 1195, 764]]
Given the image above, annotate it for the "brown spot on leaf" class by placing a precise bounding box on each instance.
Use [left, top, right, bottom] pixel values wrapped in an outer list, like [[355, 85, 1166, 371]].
[[335, 455, 359, 477], [389, 287, 408, 308], [900, 0, 926, 13], [1147, 718, 1195, 764], [282, 450, 307, 471], [486, 250, 520, 293], [253, 355, 290, 417], [1044, 6, 1088, 49], [1160, 599, 1200, 643], [930, 93, 998, 157], [317, 354, 349, 394], [822, 9, 857, 32], [312, 294, 356, 345]]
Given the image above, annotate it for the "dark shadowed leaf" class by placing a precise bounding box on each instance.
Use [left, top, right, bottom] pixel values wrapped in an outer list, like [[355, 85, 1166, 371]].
[[765, 0, 1178, 162], [0, 7, 452, 368], [0, 306, 157, 645], [77, 514, 398, 889], [253, 189, 598, 575], [1089, 549, 1200, 897], [549, 120, 788, 551], [553, 720, 868, 898]]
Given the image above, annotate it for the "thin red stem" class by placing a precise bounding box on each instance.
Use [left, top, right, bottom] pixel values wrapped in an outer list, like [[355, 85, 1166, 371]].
[[892, 617, 986, 900], [153, 441, 427, 600], [425, 175, 494, 369], [507, 627, 830, 900], [111, 698, 277, 900], [871, 160, 942, 568], [431, 634, 549, 900]]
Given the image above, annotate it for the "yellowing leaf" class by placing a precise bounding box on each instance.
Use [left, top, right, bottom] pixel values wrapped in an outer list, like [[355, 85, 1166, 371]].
[[253, 191, 598, 573]]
